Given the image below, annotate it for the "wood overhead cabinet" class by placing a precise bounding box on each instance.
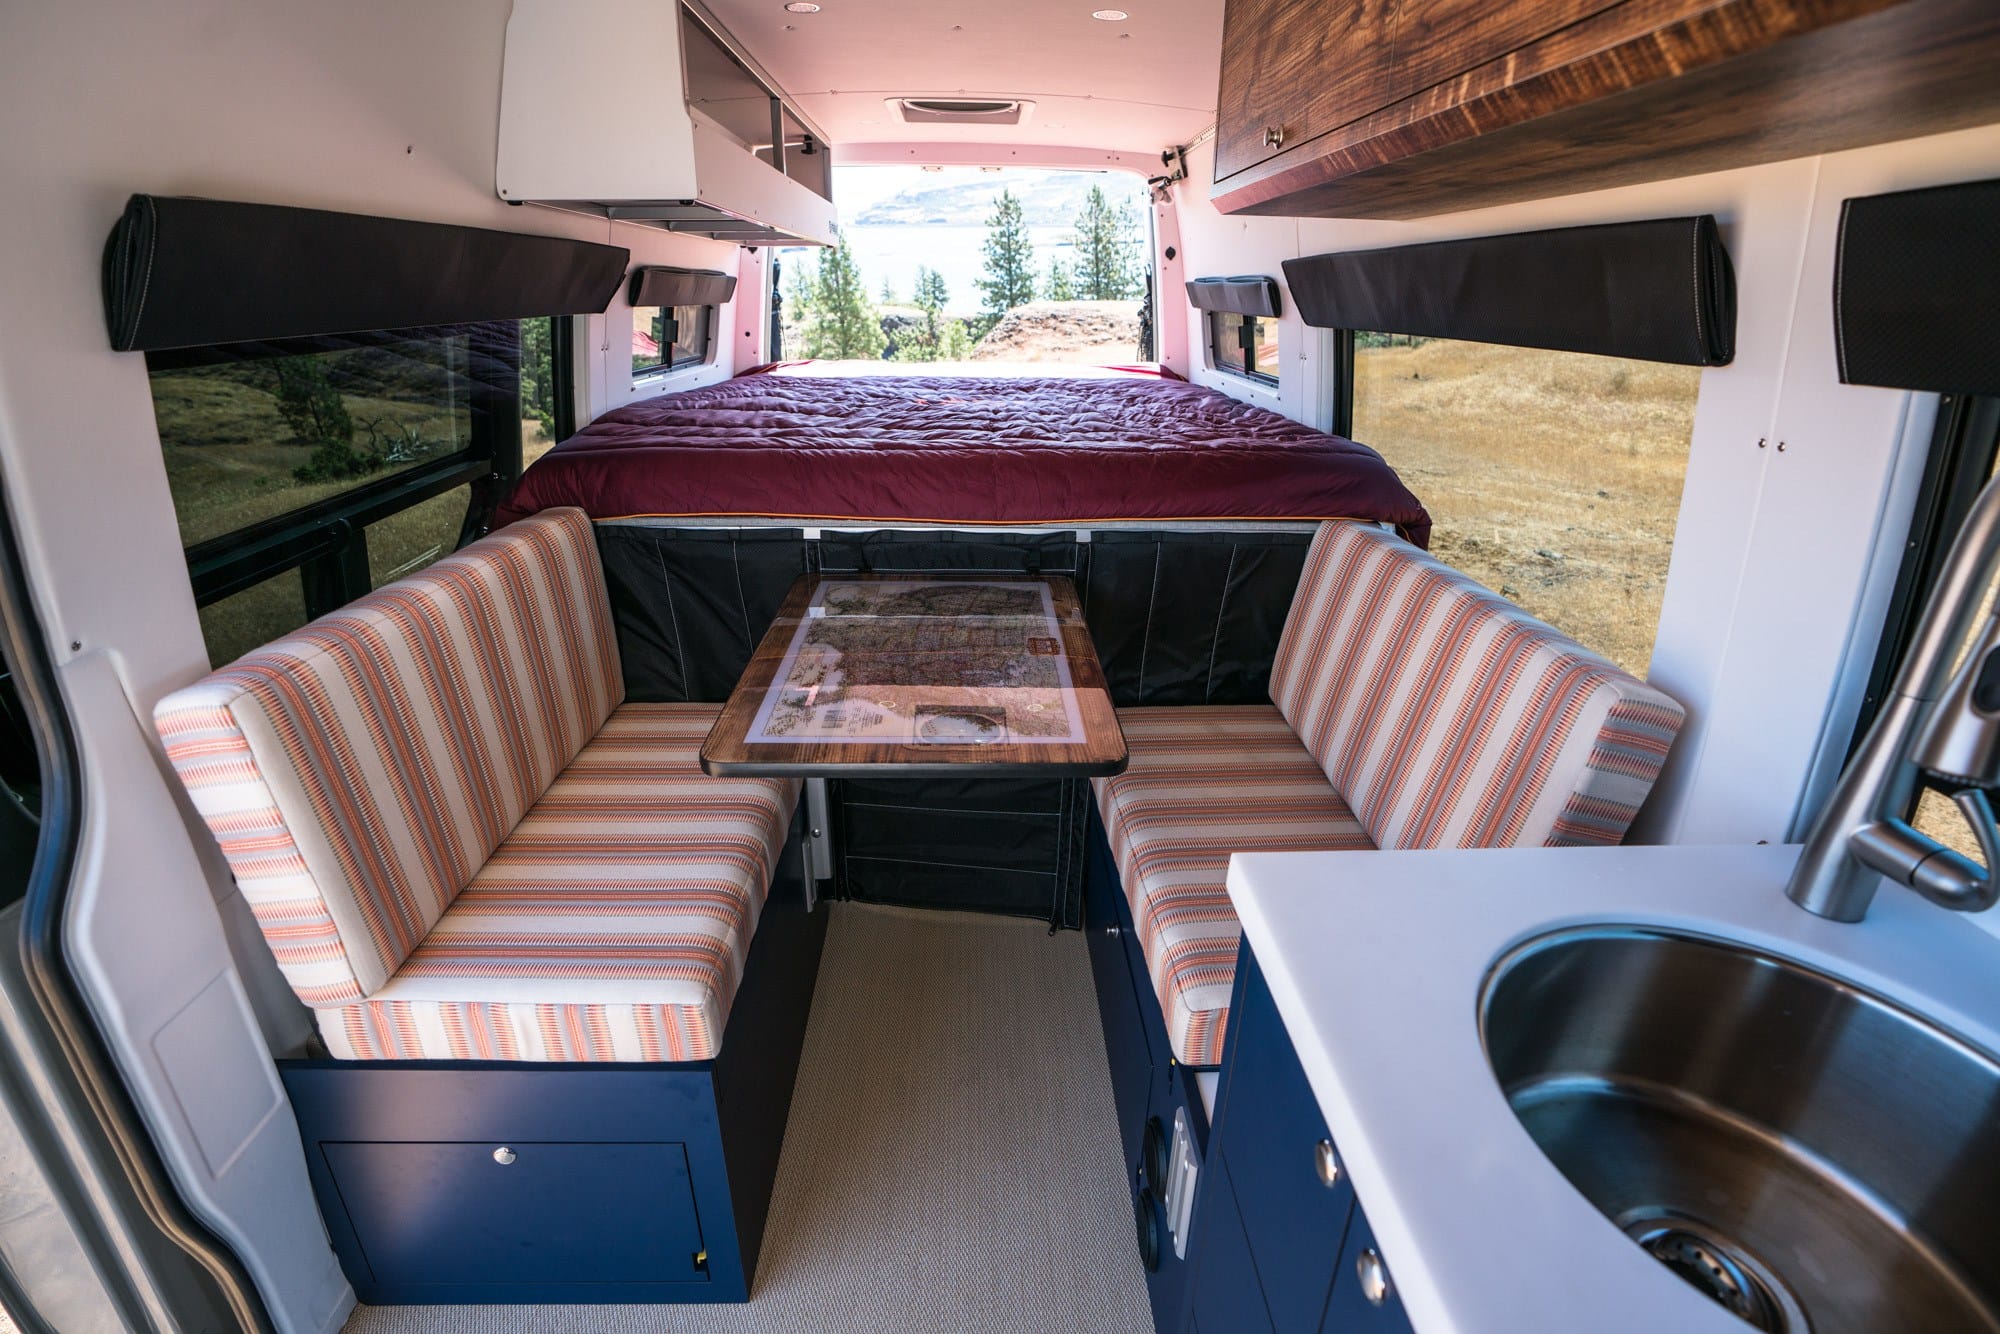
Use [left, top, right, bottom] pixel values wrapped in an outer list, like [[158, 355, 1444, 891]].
[[1212, 0, 2000, 218]]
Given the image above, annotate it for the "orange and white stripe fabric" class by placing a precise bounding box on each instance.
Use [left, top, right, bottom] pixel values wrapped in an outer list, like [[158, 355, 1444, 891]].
[[1271, 522, 1685, 851], [1094, 707, 1374, 1066], [153, 508, 622, 1006], [325, 705, 799, 1062]]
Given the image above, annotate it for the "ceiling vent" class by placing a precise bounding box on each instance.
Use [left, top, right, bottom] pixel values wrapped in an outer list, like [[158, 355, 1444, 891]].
[[890, 97, 1035, 126]]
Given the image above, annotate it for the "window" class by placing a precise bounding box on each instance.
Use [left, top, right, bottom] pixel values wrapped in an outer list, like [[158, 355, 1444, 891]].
[[632, 304, 716, 377], [148, 321, 529, 666], [1854, 396, 2000, 864], [1210, 311, 1278, 384], [1348, 334, 1701, 678], [519, 314, 574, 469]]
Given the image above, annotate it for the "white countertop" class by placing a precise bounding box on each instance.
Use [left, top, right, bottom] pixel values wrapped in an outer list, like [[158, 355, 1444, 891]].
[[1225, 842, 2000, 1334]]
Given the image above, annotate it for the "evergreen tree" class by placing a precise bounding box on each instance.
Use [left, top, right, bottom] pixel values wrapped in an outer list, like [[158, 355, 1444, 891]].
[[880, 276, 899, 305], [1044, 256, 1076, 301], [975, 189, 1037, 321], [800, 236, 882, 360], [520, 317, 556, 440], [1073, 184, 1139, 301], [272, 356, 353, 449], [888, 269, 955, 363], [914, 266, 950, 343], [938, 318, 974, 360]]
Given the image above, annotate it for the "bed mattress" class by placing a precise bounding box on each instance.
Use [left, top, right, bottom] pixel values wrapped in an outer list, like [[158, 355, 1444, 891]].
[[496, 364, 1432, 545]]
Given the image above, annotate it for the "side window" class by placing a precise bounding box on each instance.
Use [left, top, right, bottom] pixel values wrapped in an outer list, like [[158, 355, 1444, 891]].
[[147, 321, 533, 667], [1209, 311, 1278, 385], [1854, 396, 2000, 863], [1348, 333, 1701, 678], [632, 304, 718, 377]]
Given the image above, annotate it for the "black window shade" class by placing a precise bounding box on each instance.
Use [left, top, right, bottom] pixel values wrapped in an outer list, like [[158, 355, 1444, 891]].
[[1284, 216, 1735, 367], [1186, 275, 1282, 318], [1835, 177, 2000, 397], [628, 266, 737, 309], [103, 195, 627, 352]]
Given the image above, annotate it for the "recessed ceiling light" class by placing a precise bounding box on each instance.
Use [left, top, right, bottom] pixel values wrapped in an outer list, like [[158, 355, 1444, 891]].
[[783, 2, 821, 12], [1091, 9, 1129, 19]]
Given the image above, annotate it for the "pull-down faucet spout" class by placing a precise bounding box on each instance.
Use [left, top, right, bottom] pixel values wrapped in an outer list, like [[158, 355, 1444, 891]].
[[1788, 472, 2000, 921]]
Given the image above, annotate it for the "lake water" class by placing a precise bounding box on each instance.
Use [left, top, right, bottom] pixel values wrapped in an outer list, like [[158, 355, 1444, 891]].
[[781, 224, 1142, 315]]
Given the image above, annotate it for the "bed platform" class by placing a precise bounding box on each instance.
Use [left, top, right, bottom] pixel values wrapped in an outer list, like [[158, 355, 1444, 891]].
[[496, 364, 1431, 541]]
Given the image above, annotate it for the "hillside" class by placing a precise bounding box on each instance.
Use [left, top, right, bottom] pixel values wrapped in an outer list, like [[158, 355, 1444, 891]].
[[969, 301, 1141, 363], [852, 171, 1129, 228]]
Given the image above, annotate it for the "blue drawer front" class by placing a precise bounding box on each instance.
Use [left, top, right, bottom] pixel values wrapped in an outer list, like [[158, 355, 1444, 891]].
[[1190, 1154, 1275, 1334], [323, 1140, 707, 1287], [1323, 1207, 1416, 1333], [1221, 947, 1356, 1331], [1085, 817, 1160, 1169]]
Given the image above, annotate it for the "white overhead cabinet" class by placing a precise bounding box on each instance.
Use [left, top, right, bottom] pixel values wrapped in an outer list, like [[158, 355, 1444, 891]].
[[497, 0, 837, 247]]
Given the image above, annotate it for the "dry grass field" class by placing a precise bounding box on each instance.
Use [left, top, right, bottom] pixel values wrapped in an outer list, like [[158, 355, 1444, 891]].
[[1351, 338, 1702, 678]]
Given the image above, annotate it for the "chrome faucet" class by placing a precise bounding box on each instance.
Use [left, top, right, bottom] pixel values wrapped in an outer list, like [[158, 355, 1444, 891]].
[[1788, 473, 2000, 921]]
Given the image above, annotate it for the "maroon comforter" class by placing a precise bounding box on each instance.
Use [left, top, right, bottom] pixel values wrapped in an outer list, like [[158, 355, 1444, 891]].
[[497, 368, 1431, 545]]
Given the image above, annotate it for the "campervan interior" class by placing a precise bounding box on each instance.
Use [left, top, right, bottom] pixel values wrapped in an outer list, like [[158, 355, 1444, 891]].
[[2, 1, 2000, 1330]]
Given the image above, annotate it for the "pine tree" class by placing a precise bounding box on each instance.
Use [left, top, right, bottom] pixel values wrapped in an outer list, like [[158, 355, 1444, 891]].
[[880, 277, 899, 305], [975, 189, 1037, 321], [938, 318, 973, 360], [1073, 184, 1139, 301], [914, 266, 950, 343], [801, 236, 882, 360], [1044, 256, 1076, 301]]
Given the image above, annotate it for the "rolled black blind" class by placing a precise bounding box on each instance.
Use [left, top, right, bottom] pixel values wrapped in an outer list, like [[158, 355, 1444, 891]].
[[629, 266, 737, 308], [1186, 275, 1282, 318], [1835, 178, 2000, 396], [102, 195, 629, 352], [1284, 216, 1735, 367]]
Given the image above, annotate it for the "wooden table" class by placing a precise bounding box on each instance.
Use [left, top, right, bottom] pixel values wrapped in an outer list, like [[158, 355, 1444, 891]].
[[700, 573, 1128, 779]]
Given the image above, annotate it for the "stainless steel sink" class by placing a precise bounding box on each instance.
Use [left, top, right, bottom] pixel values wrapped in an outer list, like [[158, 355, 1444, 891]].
[[1480, 928, 2000, 1334]]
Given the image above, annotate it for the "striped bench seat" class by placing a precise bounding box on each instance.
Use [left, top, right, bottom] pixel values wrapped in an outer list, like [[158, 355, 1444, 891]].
[[154, 508, 799, 1062], [1093, 521, 1686, 1067]]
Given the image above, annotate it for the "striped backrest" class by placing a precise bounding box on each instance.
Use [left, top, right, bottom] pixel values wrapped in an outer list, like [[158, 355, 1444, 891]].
[[1270, 522, 1684, 850], [153, 507, 622, 1005]]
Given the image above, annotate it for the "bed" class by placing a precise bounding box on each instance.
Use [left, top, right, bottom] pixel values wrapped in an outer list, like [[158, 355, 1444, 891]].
[[496, 363, 1431, 544]]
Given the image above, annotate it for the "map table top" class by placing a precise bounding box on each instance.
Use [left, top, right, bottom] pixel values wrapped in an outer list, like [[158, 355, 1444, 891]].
[[700, 573, 1128, 777]]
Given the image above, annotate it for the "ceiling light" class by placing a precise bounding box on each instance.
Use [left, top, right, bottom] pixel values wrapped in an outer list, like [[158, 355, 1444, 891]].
[[783, 2, 820, 12], [1091, 9, 1129, 19]]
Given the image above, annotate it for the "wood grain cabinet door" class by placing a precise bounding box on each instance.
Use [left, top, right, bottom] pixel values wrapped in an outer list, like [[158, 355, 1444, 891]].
[[1390, 0, 1627, 99], [1215, 0, 1400, 180]]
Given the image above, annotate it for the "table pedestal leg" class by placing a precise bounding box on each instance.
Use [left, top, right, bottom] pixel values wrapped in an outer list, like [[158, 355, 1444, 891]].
[[804, 777, 835, 910]]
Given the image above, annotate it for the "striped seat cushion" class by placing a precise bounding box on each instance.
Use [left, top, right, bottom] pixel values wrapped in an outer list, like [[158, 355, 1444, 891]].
[[1094, 706, 1373, 1067], [154, 508, 622, 1006], [325, 705, 800, 1062], [1271, 522, 1686, 850]]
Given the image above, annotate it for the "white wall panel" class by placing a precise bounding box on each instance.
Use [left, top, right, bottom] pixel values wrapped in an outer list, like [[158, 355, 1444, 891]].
[[1170, 124, 2000, 849]]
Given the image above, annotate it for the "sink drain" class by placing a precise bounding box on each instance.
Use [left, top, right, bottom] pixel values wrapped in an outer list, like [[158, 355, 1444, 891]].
[[1622, 1215, 1809, 1334]]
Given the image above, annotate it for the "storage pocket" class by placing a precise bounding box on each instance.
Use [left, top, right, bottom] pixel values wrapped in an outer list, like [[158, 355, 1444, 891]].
[[322, 1140, 708, 1288]]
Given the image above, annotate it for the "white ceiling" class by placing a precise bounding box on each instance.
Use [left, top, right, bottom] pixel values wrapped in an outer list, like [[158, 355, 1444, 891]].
[[699, 0, 1224, 156]]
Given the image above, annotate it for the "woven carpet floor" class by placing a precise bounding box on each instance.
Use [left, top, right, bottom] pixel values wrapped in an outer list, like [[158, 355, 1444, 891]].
[[344, 902, 1154, 1333]]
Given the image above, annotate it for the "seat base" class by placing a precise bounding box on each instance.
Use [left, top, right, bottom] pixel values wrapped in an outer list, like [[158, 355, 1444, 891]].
[[279, 814, 824, 1305]]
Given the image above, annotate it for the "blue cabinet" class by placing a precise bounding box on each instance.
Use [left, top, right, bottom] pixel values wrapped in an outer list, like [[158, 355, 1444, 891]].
[[1323, 1208, 1415, 1333], [1187, 942, 1413, 1333], [322, 1140, 707, 1288], [1190, 1155, 1274, 1334]]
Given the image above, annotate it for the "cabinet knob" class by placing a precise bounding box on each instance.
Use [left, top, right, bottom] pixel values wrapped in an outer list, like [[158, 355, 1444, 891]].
[[1357, 1247, 1392, 1306], [1263, 125, 1286, 149], [492, 1146, 517, 1166], [1105, 923, 1122, 938], [1314, 1138, 1342, 1188]]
